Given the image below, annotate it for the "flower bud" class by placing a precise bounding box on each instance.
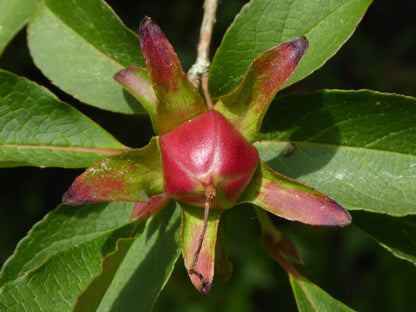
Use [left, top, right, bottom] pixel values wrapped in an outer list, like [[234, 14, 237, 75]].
[[159, 110, 259, 209]]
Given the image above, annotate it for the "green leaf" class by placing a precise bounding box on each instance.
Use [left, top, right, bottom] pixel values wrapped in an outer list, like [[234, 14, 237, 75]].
[[214, 37, 308, 142], [0, 70, 126, 168], [139, 17, 207, 133], [27, 0, 145, 114], [239, 161, 351, 226], [256, 90, 416, 216], [0, 199, 179, 312], [351, 210, 416, 265], [0, 0, 40, 55], [96, 203, 181, 312], [209, 0, 372, 97], [62, 137, 163, 205], [0, 226, 134, 312], [73, 237, 135, 312], [0, 202, 135, 287], [181, 204, 222, 294], [290, 275, 355, 312]]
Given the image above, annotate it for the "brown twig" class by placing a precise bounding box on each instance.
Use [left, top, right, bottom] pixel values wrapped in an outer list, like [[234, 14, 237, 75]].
[[188, 0, 218, 108]]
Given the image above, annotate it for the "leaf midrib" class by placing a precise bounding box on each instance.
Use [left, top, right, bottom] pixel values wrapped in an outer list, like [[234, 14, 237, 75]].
[[0, 144, 128, 155], [256, 140, 416, 158]]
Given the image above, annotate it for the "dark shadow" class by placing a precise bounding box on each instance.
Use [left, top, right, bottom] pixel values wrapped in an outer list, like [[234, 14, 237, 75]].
[[122, 88, 147, 114], [60, 201, 110, 218], [109, 201, 181, 312], [259, 91, 341, 179]]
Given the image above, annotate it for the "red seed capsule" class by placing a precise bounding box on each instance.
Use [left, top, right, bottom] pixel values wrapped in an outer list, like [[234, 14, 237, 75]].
[[159, 110, 259, 209]]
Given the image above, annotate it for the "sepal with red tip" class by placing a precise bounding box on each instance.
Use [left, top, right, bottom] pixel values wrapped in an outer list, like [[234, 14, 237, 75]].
[[239, 161, 352, 226], [139, 17, 207, 133], [214, 37, 309, 143], [62, 138, 163, 205], [181, 204, 223, 294]]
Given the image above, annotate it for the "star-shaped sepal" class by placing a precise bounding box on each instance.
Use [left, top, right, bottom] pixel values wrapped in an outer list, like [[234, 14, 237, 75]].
[[62, 17, 351, 295]]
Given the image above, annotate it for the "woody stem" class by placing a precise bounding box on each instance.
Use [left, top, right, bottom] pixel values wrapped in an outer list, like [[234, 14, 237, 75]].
[[188, 0, 218, 108]]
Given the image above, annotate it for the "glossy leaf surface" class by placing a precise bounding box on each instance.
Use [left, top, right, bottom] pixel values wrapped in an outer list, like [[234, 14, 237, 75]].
[[0, 202, 135, 287], [27, 0, 145, 114], [95, 203, 181, 312], [62, 138, 163, 205], [0, 232, 131, 312], [0, 201, 136, 312], [0, 202, 181, 312], [0, 70, 126, 168], [209, 0, 372, 97], [73, 237, 136, 312], [257, 90, 416, 216]]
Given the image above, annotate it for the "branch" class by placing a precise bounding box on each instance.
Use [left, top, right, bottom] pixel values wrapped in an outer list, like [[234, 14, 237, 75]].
[[188, 0, 218, 108]]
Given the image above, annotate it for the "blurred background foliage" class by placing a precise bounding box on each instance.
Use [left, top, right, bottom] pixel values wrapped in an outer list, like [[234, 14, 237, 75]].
[[0, 0, 415, 311]]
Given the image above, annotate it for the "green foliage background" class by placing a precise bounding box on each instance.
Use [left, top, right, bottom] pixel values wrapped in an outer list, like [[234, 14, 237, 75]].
[[0, 0, 415, 311]]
